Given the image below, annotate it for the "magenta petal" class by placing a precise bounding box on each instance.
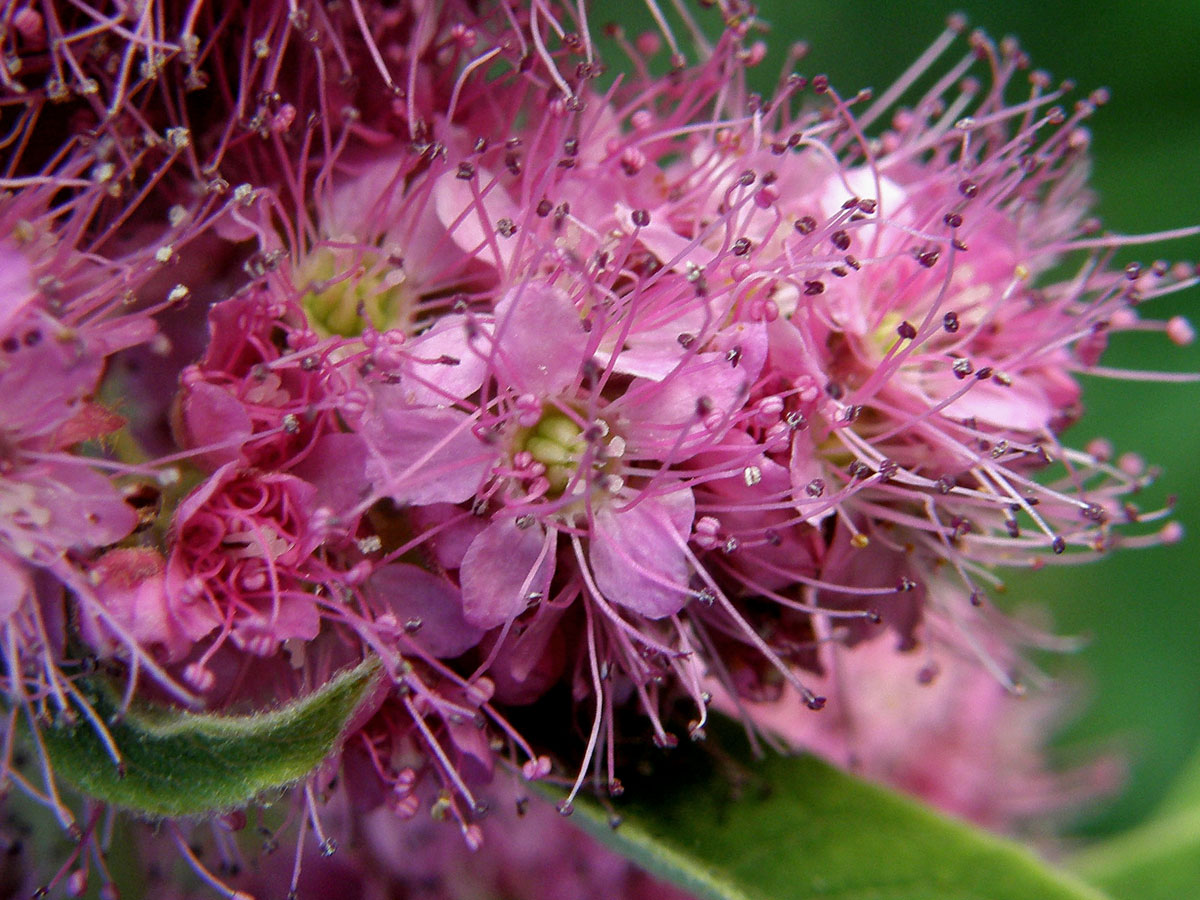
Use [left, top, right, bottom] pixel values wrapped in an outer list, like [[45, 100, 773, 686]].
[[460, 517, 554, 630], [0, 242, 35, 336], [588, 490, 694, 619], [289, 432, 370, 517], [368, 563, 483, 658], [178, 381, 253, 468], [34, 463, 137, 549], [0, 553, 29, 624]]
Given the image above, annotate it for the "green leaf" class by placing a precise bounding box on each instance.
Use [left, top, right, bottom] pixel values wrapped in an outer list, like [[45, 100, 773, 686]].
[[1070, 808, 1200, 900], [1153, 743, 1200, 817], [40, 658, 381, 818], [559, 726, 1112, 900], [1068, 742, 1200, 900]]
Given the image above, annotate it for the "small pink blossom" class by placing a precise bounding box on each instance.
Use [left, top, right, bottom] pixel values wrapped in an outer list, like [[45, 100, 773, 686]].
[[165, 464, 326, 658]]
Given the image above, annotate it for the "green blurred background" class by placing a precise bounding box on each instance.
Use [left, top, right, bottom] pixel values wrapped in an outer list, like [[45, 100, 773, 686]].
[[745, 0, 1200, 836]]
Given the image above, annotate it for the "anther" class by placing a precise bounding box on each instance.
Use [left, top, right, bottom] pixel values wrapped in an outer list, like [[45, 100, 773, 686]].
[[794, 216, 817, 235]]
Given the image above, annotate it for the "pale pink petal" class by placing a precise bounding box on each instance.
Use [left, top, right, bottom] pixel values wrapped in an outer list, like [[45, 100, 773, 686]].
[[492, 282, 589, 395], [589, 490, 694, 618], [400, 314, 491, 406], [433, 166, 517, 270], [359, 392, 493, 506]]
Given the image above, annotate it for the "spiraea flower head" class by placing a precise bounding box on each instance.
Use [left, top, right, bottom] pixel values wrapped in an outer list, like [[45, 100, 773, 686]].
[[2, 2, 1197, 897]]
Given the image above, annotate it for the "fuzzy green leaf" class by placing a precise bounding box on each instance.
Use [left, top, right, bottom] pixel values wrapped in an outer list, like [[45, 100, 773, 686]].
[[559, 726, 1113, 900], [41, 659, 381, 818]]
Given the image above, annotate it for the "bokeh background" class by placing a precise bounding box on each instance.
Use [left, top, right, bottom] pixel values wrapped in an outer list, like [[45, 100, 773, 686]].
[[745, 0, 1200, 837]]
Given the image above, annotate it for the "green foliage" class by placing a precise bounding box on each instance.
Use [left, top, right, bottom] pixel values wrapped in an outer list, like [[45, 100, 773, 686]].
[[1069, 744, 1200, 900], [1071, 806, 1200, 900], [40, 659, 381, 818], [562, 728, 1112, 900]]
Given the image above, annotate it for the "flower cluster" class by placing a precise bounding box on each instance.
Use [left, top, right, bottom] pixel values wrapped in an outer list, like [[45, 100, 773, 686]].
[[1, 1, 1195, 896]]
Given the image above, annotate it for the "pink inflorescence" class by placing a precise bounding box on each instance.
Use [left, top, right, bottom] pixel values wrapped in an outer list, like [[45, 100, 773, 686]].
[[1, 1, 1197, 896]]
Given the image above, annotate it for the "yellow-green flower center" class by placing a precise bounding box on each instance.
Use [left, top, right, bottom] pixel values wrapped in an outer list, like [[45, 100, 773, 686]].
[[299, 247, 413, 338], [522, 411, 588, 495]]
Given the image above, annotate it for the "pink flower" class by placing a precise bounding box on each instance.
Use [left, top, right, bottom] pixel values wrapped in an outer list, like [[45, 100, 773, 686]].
[[174, 287, 334, 472], [718, 624, 1123, 834], [165, 464, 327, 663], [4, 3, 1197, 896], [78, 548, 201, 662], [0, 233, 153, 625]]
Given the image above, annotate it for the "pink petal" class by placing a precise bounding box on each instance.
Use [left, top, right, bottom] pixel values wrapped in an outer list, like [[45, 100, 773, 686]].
[[433, 165, 517, 270], [0, 553, 29, 624], [617, 354, 749, 459], [933, 373, 1054, 432], [0, 241, 34, 336], [399, 314, 491, 406], [32, 462, 137, 549], [178, 381, 253, 468], [460, 517, 555, 630], [588, 490, 694, 618], [359, 394, 493, 506], [290, 432, 370, 517], [493, 282, 588, 395], [368, 563, 484, 658]]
